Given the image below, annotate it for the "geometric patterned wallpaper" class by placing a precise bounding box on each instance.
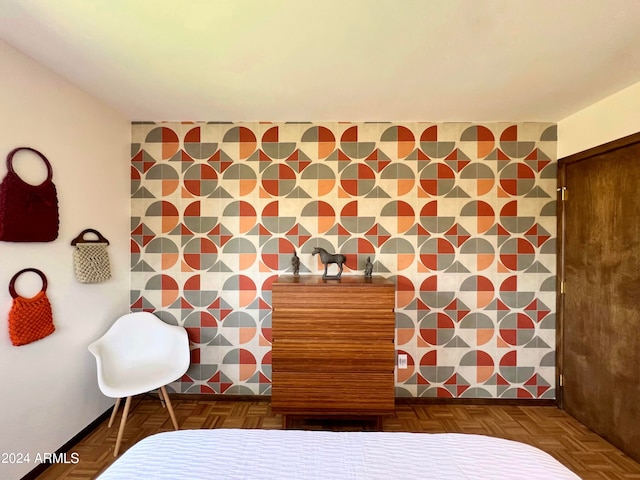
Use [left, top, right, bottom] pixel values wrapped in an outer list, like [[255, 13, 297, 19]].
[[131, 121, 557, 399]]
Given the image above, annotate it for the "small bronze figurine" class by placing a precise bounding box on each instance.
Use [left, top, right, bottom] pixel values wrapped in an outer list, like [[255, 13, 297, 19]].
[[312, 247, 346, 279], [364, 256, 373, 277], [291, 251, 300, 276]]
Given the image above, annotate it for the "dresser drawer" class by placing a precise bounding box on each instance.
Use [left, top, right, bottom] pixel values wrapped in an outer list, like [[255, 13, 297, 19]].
[[272, 340, 394, 372], [272, 309, 395, 341], [272, 284, 395, 311], [271, 372, 395, 414]]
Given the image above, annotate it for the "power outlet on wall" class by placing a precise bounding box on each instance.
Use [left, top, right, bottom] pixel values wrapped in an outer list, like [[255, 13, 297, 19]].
[[397, 353, 408, 369]]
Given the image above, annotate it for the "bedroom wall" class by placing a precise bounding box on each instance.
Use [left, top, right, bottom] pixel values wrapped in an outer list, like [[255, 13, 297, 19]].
[[132, 121, 557, 400], [0, 40, 130, 480], [558, 80, 640, 157]]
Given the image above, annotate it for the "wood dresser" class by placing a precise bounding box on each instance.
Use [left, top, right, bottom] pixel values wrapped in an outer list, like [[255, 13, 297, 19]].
[[271, 275, 396, 427]]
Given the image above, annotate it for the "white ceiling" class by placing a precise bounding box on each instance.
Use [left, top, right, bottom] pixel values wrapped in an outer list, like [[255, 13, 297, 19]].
[[1, 0, 640, 122]]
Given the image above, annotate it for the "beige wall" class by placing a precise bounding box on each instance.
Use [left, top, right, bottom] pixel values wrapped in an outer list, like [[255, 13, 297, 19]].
[[0, 40, 130, 480], [558, 81, 640, 158]]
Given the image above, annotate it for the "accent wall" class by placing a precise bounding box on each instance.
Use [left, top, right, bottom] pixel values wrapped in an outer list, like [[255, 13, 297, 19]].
[[131, 121, 557, 399]]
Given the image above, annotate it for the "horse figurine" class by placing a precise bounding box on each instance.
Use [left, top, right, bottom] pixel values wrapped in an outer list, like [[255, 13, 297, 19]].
[[312, 247, 347, 279]]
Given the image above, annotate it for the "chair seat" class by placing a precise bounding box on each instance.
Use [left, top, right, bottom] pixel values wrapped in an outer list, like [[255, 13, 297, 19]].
[[100, 363, 186, 398], [89, 312, 190, 398]]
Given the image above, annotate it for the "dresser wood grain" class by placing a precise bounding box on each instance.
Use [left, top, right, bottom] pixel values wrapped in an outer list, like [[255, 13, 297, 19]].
[[271, 275, 396, 426]]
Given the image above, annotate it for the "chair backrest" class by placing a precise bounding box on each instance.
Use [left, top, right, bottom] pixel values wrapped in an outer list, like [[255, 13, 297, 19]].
[[90, 312, 189, 373]]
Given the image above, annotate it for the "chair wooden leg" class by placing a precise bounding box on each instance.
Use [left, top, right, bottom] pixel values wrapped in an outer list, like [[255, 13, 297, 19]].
[[108, 398, 121, 428], [160, 386, 179, 430], [114, 396, 132, 457], [157, 387, 165, 408]]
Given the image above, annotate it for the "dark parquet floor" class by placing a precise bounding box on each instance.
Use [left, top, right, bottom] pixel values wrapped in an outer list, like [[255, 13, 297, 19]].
[[34, 397, 640, 480]]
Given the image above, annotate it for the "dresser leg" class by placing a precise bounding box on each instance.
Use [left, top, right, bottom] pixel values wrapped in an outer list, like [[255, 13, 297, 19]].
[[376, 415, 383, 431]]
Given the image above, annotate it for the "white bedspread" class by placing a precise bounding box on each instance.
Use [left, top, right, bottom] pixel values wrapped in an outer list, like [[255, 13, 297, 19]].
[[98, 428, 580, 479]]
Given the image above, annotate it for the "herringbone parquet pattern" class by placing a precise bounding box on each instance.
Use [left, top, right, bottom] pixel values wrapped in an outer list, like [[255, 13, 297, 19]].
[[35, 397, 640, 480]]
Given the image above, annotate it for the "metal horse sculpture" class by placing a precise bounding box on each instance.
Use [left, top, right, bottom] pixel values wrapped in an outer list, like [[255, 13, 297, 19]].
[[312, 247, 346, 279]]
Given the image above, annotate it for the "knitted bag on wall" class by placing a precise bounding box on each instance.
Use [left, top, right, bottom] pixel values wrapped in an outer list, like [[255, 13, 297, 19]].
[[71, 229, 111, 283], [0, 147, 59, 242], [73, 244, 111, 283], [8, 268, 55, 346]]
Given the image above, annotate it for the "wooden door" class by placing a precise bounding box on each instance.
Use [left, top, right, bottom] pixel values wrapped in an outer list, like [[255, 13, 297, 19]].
[[559, 133, 640, 462]]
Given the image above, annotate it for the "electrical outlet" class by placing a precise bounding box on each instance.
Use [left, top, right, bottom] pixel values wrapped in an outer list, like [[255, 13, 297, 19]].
[[397, 353, 408, 369]]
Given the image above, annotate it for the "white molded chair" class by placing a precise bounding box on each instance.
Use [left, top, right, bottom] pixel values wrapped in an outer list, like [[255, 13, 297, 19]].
[[88, 312, 190, 456]]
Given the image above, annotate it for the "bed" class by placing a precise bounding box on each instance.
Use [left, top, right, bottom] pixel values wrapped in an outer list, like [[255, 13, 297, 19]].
[[97, 428, 580, 479]]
